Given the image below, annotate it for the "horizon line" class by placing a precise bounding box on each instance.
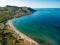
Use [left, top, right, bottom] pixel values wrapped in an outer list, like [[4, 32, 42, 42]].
[[0, 5, 60, 8]]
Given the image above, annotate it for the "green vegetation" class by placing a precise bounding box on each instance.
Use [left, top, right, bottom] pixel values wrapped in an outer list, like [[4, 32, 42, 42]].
[[0, 8, 14, 23], [0, 24, 23, 45], [0, 5, 36, 23], [0, 5, 36, 45]]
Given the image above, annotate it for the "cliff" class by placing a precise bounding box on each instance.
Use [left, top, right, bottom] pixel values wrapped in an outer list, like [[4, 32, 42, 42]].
[[0, 5, 37, 45], [0, 5, 36, 23]]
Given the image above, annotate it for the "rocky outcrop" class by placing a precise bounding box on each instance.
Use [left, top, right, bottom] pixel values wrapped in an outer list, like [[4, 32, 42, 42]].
[[0, 5, 36, 23], [0, 5, 38, 45]]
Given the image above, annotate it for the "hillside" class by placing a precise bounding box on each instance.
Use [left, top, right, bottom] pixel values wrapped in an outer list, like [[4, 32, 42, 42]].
[[0, 5, 36, 45], [0, 5, 36, 23]]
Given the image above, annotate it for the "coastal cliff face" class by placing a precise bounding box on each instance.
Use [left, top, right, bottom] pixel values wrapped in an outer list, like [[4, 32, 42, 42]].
[[0, 5, 36, 23], [0, 5, 37, 45]]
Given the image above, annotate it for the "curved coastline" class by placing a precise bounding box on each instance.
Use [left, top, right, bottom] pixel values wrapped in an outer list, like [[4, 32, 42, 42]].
[[7, 20, 40, 45]]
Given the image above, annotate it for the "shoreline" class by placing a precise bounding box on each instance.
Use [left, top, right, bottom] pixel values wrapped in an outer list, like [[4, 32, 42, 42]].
[[7, 20, 40, 45]]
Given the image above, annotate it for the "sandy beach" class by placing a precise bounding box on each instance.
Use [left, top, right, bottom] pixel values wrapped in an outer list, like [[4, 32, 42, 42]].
[[7, 20, 40, 45]]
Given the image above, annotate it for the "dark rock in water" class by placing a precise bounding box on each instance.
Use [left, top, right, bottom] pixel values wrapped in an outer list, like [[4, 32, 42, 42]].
[[28, 8, 36, 12]]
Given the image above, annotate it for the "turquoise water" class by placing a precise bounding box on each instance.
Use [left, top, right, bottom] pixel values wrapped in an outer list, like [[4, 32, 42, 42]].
[[13, 8, 60, 45]]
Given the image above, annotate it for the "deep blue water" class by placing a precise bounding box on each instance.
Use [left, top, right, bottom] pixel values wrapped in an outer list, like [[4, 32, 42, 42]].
[[13, 8, 60, 45]]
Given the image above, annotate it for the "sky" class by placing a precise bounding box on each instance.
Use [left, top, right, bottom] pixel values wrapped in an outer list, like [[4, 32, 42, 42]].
[[0, 0, 60, 8]]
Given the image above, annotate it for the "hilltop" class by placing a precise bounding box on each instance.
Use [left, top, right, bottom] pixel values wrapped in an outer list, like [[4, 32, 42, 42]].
[[0, 5, 37, 45], [0, 5, 36, 23]]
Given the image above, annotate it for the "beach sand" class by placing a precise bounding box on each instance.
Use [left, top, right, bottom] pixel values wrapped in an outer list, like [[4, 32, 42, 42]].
[[7, 20, 40, 45]]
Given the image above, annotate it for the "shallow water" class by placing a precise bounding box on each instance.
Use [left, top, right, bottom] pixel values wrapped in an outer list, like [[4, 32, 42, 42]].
[[13, 8, 60, 45]]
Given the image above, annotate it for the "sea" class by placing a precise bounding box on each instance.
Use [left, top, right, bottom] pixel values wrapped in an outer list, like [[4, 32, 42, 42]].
[[13, 8, 60, 45]]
